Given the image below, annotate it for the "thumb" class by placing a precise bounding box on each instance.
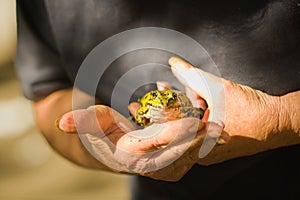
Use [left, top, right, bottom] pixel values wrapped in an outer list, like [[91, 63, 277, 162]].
[[57, 105, 124, 134], [168, 57, 221, 102], [168, 57, 225, 124]]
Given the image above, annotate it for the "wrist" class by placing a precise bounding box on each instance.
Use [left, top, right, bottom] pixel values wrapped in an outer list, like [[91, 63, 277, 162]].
[[280, 91, 300, 137], [222, 79, 284, 142], [34, 89, 110, 170]]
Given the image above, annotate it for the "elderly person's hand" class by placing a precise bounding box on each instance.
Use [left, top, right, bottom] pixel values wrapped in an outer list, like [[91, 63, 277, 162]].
[[168, 57, 300, 166], [58, 104, 229, 181]]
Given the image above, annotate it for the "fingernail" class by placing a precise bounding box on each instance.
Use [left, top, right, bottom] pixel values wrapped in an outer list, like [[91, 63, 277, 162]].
[[198, 136, 217, 158], [217, 138, 226, 145], [55, 117, 64, 132], [215, 120, 225, 129], [56, 115, 77, 133], [220, 131, 231, 142], [168, 57, 178, 66]]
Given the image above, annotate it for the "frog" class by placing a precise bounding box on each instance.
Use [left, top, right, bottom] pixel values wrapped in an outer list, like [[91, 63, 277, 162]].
[[132, 89, 204, 127]]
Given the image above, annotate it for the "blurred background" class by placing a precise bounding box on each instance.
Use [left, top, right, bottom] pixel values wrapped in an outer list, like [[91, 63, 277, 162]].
[[0, 1, 130, 199]]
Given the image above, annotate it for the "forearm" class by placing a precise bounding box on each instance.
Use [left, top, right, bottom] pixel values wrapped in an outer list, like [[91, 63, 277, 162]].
[[34, 88, 111, 170]]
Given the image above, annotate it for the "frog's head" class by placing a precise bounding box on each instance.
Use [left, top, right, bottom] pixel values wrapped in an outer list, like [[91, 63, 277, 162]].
[[138, 90, 162, 108], [133, 89, 203, 127], [160, 90, 178, 108], [139, 89, 181, 108]]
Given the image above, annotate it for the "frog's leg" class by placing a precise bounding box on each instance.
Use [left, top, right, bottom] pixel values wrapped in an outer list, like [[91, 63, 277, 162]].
[[183, 107, 204, 119], [135, 106, 151, 127]]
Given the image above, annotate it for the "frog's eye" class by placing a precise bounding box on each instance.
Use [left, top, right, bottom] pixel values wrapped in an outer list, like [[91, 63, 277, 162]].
[[138, 111, 144, 115], [151, 91, 158, 97], [172, 92, 177, 99]]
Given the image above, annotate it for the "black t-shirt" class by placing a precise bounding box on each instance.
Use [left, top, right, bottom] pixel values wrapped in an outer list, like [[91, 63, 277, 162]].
[[16, 0, 300, 199]]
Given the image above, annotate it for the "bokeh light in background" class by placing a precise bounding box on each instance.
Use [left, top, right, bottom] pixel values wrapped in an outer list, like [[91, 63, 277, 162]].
[[0, 1, 129, 199]]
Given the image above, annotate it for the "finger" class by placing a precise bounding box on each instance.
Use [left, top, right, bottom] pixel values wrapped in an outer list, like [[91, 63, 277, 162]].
[[124, 118, 203, 152], [169, 57, 193, 69], [169, 56, 210, 102], [128, 102, 140, 119], [156, 81, 171, 90], [169, 57, 220, 81], [185, 86, 198, 107], [58, 105, 130, 135], [168, 56, 222, 94], [57, 109, 106, 134], [115, 119, 228, 174], [185, 86, 208, 110], [113, 118, 204, 175], [202, 108, 210, 122], [168, 56, 217, 101], [168, 56, 225, 124], [56, 109, 85, 133], [139, 119, 205, 172], [198, 122, 229, 158], [153, 118, 203, 146]]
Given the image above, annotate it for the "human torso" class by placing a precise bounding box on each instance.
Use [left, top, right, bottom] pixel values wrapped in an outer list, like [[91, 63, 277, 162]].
[[43, 0, 300, 99]]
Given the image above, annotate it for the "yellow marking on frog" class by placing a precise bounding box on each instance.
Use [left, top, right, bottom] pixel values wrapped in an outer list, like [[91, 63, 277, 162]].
[[133, 89, 204, 127]]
